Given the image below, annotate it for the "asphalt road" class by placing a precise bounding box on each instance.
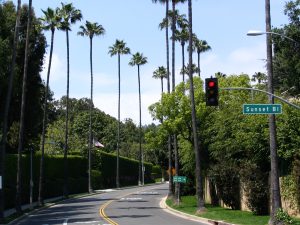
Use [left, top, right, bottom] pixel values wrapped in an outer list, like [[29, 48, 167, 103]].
[[11, 183, 207, 225]]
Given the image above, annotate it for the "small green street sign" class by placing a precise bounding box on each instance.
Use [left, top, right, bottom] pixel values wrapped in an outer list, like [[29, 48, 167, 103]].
[[173, 176, 187, 183], [243, 104, 282, 114]]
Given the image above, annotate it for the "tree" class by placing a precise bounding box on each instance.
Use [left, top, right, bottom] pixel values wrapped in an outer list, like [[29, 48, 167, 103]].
[[152, 0, 174, 198], [153, 66, 168, 94], [0, 0, 21, 221], [180, 63, 199, 78], [187, 0, 205, 212], [15, 0, 32, 213], [38, 6, 61, 206], [78, 20, 105, 193], [57, 2, 82, 198], [108, 39, 130, 188], [272, 1, 300, 96], [191, 35, 211, 77], [129, 52, 148, 185]]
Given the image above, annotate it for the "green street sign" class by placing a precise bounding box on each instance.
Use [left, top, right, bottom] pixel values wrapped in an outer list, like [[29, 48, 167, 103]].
[[173, 176, 187, 183], [243, 104, 282, 114]]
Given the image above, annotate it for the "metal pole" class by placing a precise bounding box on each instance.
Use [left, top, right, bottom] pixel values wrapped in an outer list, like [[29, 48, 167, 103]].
[[30, 147, 33, 210], [220, 87, 300, 110]]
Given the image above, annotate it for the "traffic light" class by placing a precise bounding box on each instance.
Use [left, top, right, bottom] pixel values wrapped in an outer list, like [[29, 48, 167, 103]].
[[205, 78, 219, 106]]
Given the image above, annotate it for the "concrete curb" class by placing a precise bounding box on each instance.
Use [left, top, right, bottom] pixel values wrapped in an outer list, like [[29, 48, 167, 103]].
[[159, 196, 237, 225]]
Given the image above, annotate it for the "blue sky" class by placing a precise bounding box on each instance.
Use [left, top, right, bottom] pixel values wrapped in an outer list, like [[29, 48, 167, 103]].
[[13, 0, 289, 125]]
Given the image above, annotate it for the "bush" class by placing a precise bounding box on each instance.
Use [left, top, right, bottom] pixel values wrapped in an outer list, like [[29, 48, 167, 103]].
[[209, 162, 241, 210], [240, 163, 269, 215]]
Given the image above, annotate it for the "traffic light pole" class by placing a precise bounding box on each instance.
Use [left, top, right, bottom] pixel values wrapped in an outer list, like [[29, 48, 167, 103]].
[[221, 87, 300, 110]]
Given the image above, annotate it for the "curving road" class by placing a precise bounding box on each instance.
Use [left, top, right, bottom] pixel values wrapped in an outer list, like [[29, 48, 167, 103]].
[[11, 183, 207, 225]]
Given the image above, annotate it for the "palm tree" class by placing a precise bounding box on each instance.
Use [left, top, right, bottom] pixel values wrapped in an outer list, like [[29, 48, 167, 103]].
[[38, 6, 61, 206], [180, 63, 199, 77], [0, 0, 21, 221], [108, 39, 130, 188], [174, 27, 189, 82], [153, 66, 168, 94], [192, 36, 211, 77], [78, 21, 105, 193], [16, 0, 32, 213], [251, 72, 267, 84], [188, 0, 205, 212], [57, 2, 82, 198], [152, 0, 174, 198], [129, 52, 148, 186]]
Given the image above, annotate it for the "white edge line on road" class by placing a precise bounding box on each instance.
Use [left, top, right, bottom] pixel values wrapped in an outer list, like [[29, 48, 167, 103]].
[[63, 218, 68, 225]]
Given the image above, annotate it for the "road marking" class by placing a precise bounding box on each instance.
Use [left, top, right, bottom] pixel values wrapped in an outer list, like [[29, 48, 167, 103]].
[[99, 186, 162, 225], [63, 218, 68, 225], [99, 200, 118, 225], [120, 197, 142, 201]]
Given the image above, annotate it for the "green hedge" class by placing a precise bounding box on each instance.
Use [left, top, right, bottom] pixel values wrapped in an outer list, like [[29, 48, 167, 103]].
[[4, 151, 155, 209], [4, 154, 88, 209], [94, 151, 154, 188]]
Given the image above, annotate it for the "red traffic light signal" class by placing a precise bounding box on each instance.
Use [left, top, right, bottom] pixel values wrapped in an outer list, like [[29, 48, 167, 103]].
[[205, 78, 219, 106]]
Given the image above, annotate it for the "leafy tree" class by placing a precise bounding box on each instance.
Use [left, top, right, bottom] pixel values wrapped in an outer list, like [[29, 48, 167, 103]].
[[78, 20, 105, 193], [57, 2, 82, 198], [129, 52, 148, 185], [108, 39, 130, 188], [273, 1, 300, 97]]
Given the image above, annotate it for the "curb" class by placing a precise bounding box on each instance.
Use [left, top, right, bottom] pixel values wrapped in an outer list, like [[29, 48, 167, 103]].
[[159, 197, 237, 225]]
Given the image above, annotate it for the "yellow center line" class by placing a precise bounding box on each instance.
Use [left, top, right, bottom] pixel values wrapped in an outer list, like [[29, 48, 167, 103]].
[[99, 200, 118, 225], [99, 186, 160, 225]]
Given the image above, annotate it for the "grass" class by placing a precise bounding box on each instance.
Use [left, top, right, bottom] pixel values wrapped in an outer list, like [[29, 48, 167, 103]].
[[166, 196, 300, 225]]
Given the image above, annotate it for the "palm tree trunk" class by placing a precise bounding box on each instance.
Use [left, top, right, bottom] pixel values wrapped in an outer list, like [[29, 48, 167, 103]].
[[63, 29, 70, 198], [160, 77, 164, 94], [0, 0, 21, 221], [165, 0, 173, 199], [188, 0, 205, 212], [16, 0, 32, 213], [171, 1, 176, 92], [197, 52, 200, 77], [138, 65, 142, 186], [88, 37, 93, 193], [116, 53, 120, 188], [39, 28, 55, 206], [265, 0, 281, 224], [181, 43, 185, 82]]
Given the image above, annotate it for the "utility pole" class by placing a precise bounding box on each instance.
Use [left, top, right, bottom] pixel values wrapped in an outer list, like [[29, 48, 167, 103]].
[[265, 0, 282, 224]]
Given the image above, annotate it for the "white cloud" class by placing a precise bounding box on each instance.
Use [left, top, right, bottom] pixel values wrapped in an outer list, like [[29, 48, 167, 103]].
[[202, 42, 266, 78], [41, 53, 65, 83]]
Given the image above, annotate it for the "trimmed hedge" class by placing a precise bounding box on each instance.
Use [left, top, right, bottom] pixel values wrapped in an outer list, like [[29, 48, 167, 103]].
[[4, 154, 88, 209], [93, 151, 154, 188], [4, 151, 155, 209]]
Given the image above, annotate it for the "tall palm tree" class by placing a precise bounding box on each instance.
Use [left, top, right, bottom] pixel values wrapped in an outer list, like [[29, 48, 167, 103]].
[[78, 21, 105, 193], [153, 66, 168, 94], [152, 0, 173, 198], [38, 6, 61, 206], [174, 27, 189, 82], [129, 52, 148, 186], [16, 0, 32, 213], [108, 39, 130, 188], [188, 0, 205, 212], [180, 63, 199, 77], [57, 2, 82, 198], [0, 0, 22, 221], [192, 36, 211, 77]]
